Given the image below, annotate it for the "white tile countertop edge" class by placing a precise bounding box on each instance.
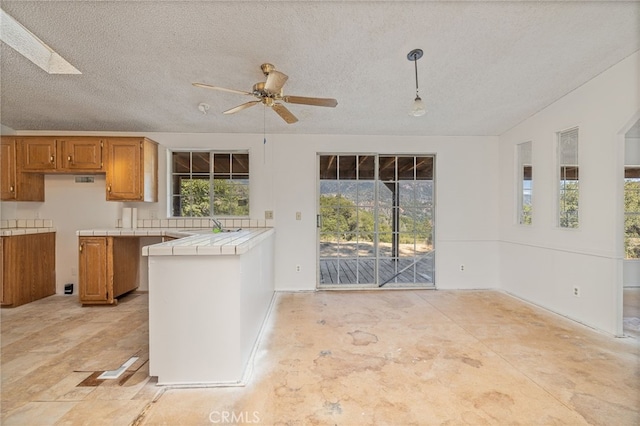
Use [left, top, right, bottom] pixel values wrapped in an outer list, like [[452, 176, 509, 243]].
[[76, 228, 274, 256], [1, 228, 56, 236]]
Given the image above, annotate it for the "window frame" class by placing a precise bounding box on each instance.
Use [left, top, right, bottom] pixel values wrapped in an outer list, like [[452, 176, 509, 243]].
[[169, 149, 250, 218], [557, 127, 579, 229], [516, 141, 533, 226]]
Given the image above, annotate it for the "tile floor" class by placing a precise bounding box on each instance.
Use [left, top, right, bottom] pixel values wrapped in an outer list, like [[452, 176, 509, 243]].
[[2, 290, 639, 425]]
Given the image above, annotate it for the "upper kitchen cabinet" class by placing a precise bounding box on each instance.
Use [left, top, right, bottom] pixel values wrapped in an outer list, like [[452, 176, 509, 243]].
[[57, 137, 104, 171], [18, 137, 56, 171], [105, 137, 158, 202], [19, 136, 104, 173], [0, 137, 45, 201]]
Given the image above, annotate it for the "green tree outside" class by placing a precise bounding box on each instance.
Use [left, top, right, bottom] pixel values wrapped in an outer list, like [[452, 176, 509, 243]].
[[559, 182, 579, 228], [180, 179, 210, 217], [179, 179, 249, 217], [625, 179, 640, 258], [319, 194, 432, 246]]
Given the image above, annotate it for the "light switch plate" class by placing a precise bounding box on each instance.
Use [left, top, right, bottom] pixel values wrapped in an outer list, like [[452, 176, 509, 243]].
[[296, 212, 301, 220], [265, 210, 274, 220]]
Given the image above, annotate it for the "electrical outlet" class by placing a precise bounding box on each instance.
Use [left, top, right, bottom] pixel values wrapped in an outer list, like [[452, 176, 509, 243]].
[[460, 264, 465, 271], [296, 265, 301, 272], [265, 210, 274, 220], [573, 286, 580, 297], [296, 212, 302, 220]]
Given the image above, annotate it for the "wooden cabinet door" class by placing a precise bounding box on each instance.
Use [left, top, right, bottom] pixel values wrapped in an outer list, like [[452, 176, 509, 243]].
[[1, 137, 45, 201], [0, 138, 16, 200], [30, 233, 56, 301], [1, 233, 55, 306], [19, 137, 57, 171], [105, 138, 142, 201], [58, 137, 103, 171], [1, 235, 33, 307], [79, 237, 110, 303]]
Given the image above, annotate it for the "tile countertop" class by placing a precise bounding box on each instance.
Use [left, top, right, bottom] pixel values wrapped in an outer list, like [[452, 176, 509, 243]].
[[76, 228, 274, 256], [0, 227, 56, 237]]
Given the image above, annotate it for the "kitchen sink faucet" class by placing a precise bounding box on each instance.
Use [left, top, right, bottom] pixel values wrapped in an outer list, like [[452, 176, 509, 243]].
[[212, 218, 223, 231]]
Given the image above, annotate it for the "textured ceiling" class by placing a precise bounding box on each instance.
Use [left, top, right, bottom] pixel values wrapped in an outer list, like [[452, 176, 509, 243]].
[[1, 1, 639, 136]]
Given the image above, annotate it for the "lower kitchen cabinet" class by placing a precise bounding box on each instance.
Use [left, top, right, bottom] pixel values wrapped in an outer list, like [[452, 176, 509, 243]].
[[1, 232, 56, 307], [78, 236, 139, 305]]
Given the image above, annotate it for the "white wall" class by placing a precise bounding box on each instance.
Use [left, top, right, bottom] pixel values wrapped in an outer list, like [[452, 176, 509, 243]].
[[498, 51, 639, 335], [1, 124, 16, 135], [148, 132, 501, 291], [1, 176, 121, 293], [2, 130, 501, 294], [266, 134, 500, 291]]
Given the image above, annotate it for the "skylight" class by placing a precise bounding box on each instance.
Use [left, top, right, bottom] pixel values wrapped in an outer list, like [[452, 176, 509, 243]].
[[0, 8, 81, 74]]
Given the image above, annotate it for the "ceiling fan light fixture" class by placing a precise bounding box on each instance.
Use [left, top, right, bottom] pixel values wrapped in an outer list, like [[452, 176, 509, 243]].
[[407, 48, 426, 117]]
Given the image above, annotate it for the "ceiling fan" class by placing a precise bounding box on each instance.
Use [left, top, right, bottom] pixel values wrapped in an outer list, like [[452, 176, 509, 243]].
[[192, 63, 338, 124]]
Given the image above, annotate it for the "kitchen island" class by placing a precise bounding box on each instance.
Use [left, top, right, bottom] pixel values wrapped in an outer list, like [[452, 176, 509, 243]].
[[144, 228, 275, 386]]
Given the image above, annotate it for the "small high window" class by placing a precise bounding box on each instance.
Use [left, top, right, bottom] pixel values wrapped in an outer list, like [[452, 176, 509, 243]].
[[517, 141, 532, 225], [558, 128, 579, 228], [170, 151, 249, 217]]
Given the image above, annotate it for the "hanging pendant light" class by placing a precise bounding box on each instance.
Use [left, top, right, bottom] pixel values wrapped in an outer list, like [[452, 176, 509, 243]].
[[407, 49, 426, 117]]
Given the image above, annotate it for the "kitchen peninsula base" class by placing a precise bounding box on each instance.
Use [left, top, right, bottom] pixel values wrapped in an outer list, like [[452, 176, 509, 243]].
[[146, 229, 275, 386]]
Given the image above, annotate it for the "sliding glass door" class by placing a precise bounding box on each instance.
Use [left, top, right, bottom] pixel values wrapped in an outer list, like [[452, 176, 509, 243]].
[[318, 154, 435, 288]]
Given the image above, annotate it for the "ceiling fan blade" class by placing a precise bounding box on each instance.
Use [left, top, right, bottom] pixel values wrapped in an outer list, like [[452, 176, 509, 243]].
[[282, 95, 338, 108], [223, 100, 260, 115], [264, 70, 289, 94], [192, 82, 251, 96], [272, 103, 298, 124]]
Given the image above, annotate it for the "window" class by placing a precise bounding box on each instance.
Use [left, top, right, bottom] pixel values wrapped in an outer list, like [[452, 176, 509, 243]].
[[171, 151, 249, 217], [517, 141, 532, 225], [625, 167, 640, 259], [558, 128, 579, 228]]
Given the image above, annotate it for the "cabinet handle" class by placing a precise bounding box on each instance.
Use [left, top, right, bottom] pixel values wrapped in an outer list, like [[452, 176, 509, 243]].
[[108, 184, 112, 193], [9, 185, 14, 192], [50, 155, 55, 163], [67, 155, 72, 163], [79, 243, 83, 253]]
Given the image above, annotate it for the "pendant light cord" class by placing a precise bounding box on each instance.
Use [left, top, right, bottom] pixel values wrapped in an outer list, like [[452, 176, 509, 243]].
[[414, 57, 419, 97]]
